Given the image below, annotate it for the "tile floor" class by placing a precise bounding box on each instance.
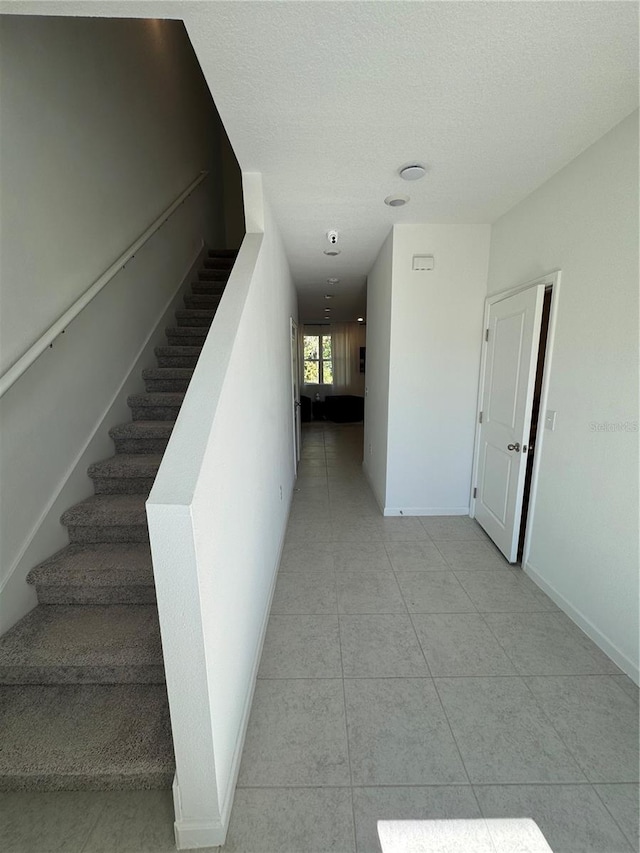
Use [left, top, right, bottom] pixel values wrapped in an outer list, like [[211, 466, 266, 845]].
[[1, 422, 638, 853], [226, 423, 638, 853]]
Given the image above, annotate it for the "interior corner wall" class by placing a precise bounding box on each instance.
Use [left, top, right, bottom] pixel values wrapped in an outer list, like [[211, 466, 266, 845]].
[[0, 15, 226, 632], [363, 230, 393, 509], [385, 224, 491, 515], [487, 110, 639, 681], [220, 131, 246, 250]]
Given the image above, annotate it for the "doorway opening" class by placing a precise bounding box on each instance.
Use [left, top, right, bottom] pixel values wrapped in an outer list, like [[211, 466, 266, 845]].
[[517, 287, 553, 562]]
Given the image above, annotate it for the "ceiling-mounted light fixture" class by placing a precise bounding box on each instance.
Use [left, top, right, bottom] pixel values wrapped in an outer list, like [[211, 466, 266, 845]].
[[384, 194, 409, 207], [357, 317, 364, 322], [327, 278, 339, 285], [399, 163, 427, 181], [324, 248, 340, 256], [325, 294, 334, 300]]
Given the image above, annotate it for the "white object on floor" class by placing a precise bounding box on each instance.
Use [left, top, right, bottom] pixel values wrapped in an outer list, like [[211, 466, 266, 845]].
[[377, 817, 554, 852]]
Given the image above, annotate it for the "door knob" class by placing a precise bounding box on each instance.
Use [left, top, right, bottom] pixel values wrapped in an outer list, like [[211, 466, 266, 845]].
[[507, 442, 521, 452]]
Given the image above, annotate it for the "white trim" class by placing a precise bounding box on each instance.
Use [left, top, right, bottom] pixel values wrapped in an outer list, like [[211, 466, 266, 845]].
[[383, 506, 470, 517], [0, 171, 208, 398], [525, 559, 639, 685], [0, 240, 206, 606], [470, 270, 561, 565]]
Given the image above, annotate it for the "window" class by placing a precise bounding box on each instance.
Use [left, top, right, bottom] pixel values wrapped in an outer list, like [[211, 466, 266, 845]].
[[303, 334, 333, 385]]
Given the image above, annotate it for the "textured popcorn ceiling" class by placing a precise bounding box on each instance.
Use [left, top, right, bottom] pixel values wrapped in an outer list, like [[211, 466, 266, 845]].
[[3, 1, 638, 320]]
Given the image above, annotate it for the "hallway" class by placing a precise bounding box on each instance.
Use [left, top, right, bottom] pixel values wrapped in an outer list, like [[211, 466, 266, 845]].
[[225, 422, 639, 853]]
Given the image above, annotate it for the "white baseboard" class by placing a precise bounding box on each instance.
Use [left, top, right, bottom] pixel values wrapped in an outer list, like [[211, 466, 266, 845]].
[[525, 559, 639, 685], [383, 506, 470, 517], [172, 482, 294, 850], [0, 240, 206, 635]]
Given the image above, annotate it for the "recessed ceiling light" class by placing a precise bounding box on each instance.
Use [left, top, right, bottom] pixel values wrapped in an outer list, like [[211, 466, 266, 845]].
[[325, 294, 333, 300], [324, 249, 341, 256], [357, 317, 364, 322], [327, 278, 339, 285], [399, 163, 427, 181], [324, 308, 331, 313], [384, 194, 409, 207]]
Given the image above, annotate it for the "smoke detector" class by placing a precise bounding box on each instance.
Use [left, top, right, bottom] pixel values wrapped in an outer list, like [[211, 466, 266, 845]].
[[384, 194, 409, 207], [399, 163, 427, 181]]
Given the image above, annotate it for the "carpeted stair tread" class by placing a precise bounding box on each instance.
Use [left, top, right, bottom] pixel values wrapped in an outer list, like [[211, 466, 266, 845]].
[[61, 495, 148, 529], [142, 367, 194, 380], [175, 309, 217, 321], [88, 454, 163, 480], [183, 293, 222, 309], [164, 325, 208, 338], [191, 281, 226, 294], [154, 345, 202, 358], [0, 605, 164, 684], [109, 421, 175, 441], [127, 392, 185, 407], [0, 683, 174, 790], [27, 544, 154, 587], [128, 392, 185, 423], [109, 420, 175, 454]]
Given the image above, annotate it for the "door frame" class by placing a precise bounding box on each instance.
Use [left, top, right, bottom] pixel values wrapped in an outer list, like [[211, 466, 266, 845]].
[[470, 270, 562, 565], [290, 317, 301, 471]]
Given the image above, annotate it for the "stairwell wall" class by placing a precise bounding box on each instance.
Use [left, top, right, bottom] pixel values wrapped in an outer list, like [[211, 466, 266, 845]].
[[0, 16, 227, 632]]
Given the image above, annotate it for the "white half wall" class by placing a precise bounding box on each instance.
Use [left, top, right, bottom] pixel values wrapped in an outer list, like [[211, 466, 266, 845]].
[[363, 230, 393, 509], [0, 16, 226, 632], [487, 111, 639, 682], [147, 174, 298, 849]]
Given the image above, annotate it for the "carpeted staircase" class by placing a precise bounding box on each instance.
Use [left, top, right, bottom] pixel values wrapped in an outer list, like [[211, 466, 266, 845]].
[[0, 248, 236, 791]]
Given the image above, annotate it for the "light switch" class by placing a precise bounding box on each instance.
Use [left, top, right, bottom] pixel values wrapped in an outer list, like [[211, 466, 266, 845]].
[[544, 410, 557, 431]]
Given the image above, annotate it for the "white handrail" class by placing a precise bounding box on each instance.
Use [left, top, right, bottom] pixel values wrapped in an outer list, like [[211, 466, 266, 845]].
[[0, 170, 209, 399]]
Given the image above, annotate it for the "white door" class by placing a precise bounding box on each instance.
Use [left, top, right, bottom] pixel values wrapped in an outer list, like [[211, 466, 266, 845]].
[[474, 284, 545, 561], [290, 319, 301, 470]]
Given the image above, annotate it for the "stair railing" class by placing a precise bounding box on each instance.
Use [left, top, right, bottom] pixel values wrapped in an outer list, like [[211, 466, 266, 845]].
[[0, 169, 209, 399]]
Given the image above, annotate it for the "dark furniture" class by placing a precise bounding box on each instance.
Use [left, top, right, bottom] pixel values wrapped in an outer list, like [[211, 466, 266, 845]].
[[324, 395, 365, 423], [312, 400, 326, 421], [300, 395, 311, 423]]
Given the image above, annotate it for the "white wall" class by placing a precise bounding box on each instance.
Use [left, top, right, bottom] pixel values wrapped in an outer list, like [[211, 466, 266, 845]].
[[487, 111, 639, 681], [363, 231, 394, 508], [0, 16, 226, 632], [147, 174, 298, 849], [367, 225, 491, 515]]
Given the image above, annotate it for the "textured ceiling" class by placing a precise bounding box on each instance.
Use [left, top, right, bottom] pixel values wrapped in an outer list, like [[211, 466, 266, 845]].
[[3, 1, 639, 322]]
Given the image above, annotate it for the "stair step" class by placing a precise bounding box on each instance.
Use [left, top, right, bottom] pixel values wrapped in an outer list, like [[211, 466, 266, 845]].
[[142, 367, 194, 393], [175, 308, 217, 327], [154, 345, 201, 368], [191, 281, 226, 296], [197, 269, 229, 282], [208, 248, 238, 259], [87, 453, 162, 494], [109, 420, 174, 454], [165, 327, 207, 348], [183, 293, 222, 309], [27, 544, 155, 605], [203, 256, 235, 269], [0, 683, 173, 790], [61, 495, 149, 544], [128, 392, 185, 421], [0, 605, 164, 684]]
